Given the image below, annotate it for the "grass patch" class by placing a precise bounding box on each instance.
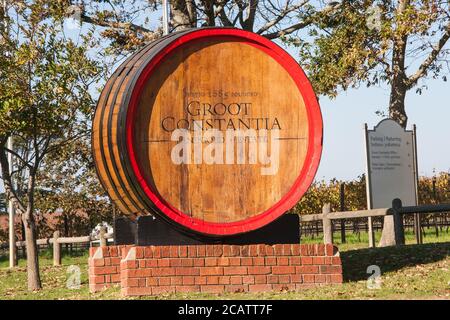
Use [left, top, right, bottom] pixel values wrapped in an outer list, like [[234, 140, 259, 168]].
[[0, 239, 449, 300]]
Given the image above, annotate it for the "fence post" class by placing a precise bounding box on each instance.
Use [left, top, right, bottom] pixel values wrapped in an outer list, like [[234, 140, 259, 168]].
[[100, 226, 107, 247], [53, 231, 61, 266], [322, 203, 333, 245], [392, 198, 405, 246], [339, 182, 346, 244]]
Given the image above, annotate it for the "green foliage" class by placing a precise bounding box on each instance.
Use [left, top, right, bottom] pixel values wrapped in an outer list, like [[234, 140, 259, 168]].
[[299, 1, 450, 98]]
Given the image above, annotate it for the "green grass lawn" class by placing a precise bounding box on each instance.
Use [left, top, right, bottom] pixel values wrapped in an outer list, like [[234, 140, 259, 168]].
[[0, 230, 449, 300]]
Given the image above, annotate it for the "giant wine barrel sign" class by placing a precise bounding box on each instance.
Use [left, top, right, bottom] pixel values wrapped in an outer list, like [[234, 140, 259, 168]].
[[93, 28, 322, 237]]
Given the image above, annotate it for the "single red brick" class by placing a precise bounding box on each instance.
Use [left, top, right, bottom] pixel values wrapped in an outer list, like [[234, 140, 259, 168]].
[[206, 245, 215, 257], [325, 244, 334, 256], [181, 258, 194, 267], [158, 277, 171, 286], [218, 276, 230, 285], [303, 274, 315, 283], [169, 246, 179, 257], [110, 257, 121, 266], [301, 257, 313, 265], [253, 257, 265, 266], [175, 267, 200, 276], [277, 257, 289, 266], [249, 245, 258, 256], [242, 275, 255, 284], [267, 275, 279, 284], [152, 267, 176, 277], [121, 286, 152, 296], [194, 258, 205, 267], [206, 276, 219, 285], [160, 246, 171, 258], [223, 266, 247, 275], [104, 258, 112, 266], [135, 247, 144, 259], [290, 274, 303, 283], [278, 275, 290, 284], [158, 259, 170, 267], [179, 245, 188, 258], [217, 257, 230, 266], [296, 265, 319, 274], [320, 265, 342, 274], [169, 258, 183, 267], [128, 268, 152, 277], [110, 247, 118, 257], [200, 285, 225, 293], [197, 246, 206, 257], [144, 247, 153, 258], [265, 246, 274, 256], [229, 257, 241, 266], [200, 267, 223, 276], [182, 276, 195, 285], [194, 276, 207, 285], [241, 257, 253, 266], [146, 277, 158, 286], [152, 246, 161, 258], [187, 246, 197, 257], [171, 276, 183, 285], [315, 274, 327, 283], [122, 277, 139, 287], [265, 257, 277, 266], [328, 274, 343, 283], [205, 257, 218, 267], [255, 275, 267, 284], [92, 266, 117, 275], [272, 266, 296, 275], [313, 257, 326, 265], [248, 284, 272, 292], [290, 257, 302, 265], [213, 245, 223, 257], [145, 259, 158, 268], [248, 266, 271, 275], [230, 276, 243, 285], [223, 245, 232, 257]]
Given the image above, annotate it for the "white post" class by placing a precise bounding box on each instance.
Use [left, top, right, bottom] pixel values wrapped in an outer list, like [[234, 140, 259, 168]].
[[7, 136, 17, 268], [162, 0, 169, 35]]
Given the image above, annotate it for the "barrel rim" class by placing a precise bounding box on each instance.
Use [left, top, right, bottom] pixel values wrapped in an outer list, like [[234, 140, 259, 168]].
[[124, 28, 323, 236]]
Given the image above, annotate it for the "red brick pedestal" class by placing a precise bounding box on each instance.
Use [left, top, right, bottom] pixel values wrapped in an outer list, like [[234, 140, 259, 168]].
[[88, 244, 343, 296]]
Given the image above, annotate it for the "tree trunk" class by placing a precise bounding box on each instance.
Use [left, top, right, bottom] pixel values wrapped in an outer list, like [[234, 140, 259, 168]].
[[23, 172, 41, 291], [22, 209, 41, 291], [170, 0, 197, 31]]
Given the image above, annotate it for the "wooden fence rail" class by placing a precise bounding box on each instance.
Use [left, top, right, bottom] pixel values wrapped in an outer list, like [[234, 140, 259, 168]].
[[306, 199, 450, 247]]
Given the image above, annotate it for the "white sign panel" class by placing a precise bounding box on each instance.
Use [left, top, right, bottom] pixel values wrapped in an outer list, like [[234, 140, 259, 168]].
[[365, 119, 418, 209]]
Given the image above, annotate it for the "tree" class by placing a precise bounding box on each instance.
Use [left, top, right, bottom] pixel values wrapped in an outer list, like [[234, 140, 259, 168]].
[[58, 0, 344, 56], [0, 1, 101, 290], [300, 0, 450, 128]]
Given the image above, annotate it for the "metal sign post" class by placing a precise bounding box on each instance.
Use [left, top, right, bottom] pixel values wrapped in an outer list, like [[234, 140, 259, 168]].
[[162, 0, 169, 35], [7, 136, 17, 268]]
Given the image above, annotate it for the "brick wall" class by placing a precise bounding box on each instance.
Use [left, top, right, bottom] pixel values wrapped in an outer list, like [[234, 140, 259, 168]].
[[89, 244, 343, 296]]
